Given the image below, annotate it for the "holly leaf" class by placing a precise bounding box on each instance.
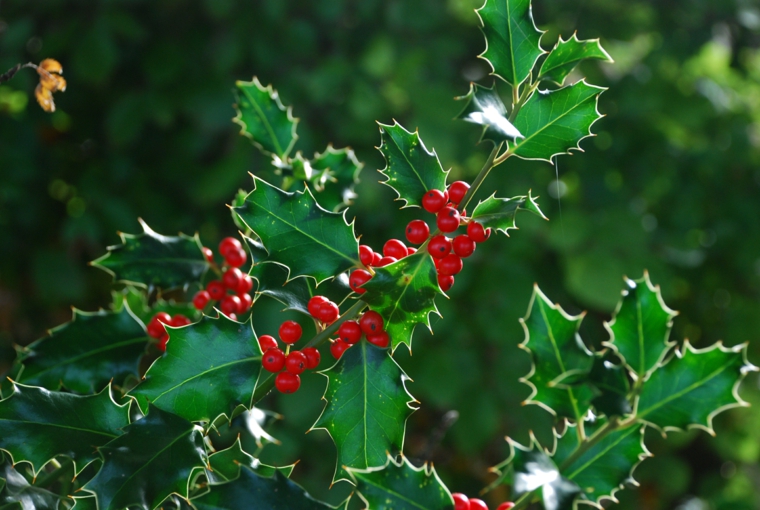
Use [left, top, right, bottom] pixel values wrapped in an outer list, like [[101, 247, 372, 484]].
[[587, 352, 632, 417], [83, 406, 207, 510], [377, 122, 448, 208], [234, 77, 298, 159], [0, 383, 129, 476], [112, 286, 199, 326], [539, 34, 613, 86], [311, 342, 417, 483], [206, 439, 293, 485], [0, 461, 66, 510], [519, 285, 595, 422], [456, 83, 524, 144], [234, 177, 359, 284], [129, 315, 262, 424], [470, 191, 546, 235], [309, 145, 363, 211], [511, 80, 605, 162], [15, 306, 146, 394], [603, 273, 678, 380], [476, 0, 546, 87], [636, 341, 756, 434], [361, 253, 442, 352], [348, 455, 453, 510]]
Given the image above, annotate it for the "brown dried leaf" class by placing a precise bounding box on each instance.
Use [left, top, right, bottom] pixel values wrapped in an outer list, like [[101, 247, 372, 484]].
[[39, 72, 67, 92], [39, 58, 63, 74], [35, 83, 55, 112]]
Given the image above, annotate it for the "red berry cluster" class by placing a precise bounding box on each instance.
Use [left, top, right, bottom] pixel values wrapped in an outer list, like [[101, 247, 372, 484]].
[[193, 237, 253, 320], [453, 493, 514, 510], [306, 295, 341, 324], [260, 320, 321, 394], [330, 310, 388, 359], [146, 312, 191, 352]]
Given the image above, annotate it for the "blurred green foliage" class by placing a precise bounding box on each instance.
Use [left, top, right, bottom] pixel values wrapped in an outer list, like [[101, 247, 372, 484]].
[[2, 0, 760, 508]]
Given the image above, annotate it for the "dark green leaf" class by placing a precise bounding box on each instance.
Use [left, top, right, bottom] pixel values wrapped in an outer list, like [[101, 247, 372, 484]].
[[234, 177, 359, 284], [70, 497, 98, 510], [470, 191, 546, 235], [309, 145, 363, 211], [539, 34, 613, 86], [587, 352, 631, 417], [0, 461, 65, 510], [206, 439, 293, 485], [111, 286, 199, 326], [234, 77, 298, 159], [312, 342, 417, 483], [83, 406, 207, 510], [377, 122, 448, 208], [348, 455, 453, 510], [456, 83, 524, 144]]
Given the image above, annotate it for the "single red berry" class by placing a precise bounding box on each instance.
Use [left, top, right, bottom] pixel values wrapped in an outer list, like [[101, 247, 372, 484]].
[[427, 235, 452, 259], [371, 252, 383, 266], [349, 269, 372, 294], [157, 333, 169, 352], [438, 254, 463, 276], [405, 220, 430, 244], [170, 314, 191, 327], [221, 295, 242, 316], [303, 347, 321, 369], [317, 301, 340, 323], [422, 189, 447, 214], [338, 321, 363, 344], [202, 247, 214, 263], [258, 335, 278, 352], [154, 312, 172, 324], [438, 275, 455, 291], [330, 339, 351, 359], [468, 499, 488, 510], [359, 245, 374, 266], [219, 237, 242, 257], [383, 239, 408, 259], [367, 331, 390, 348], [222, 267, 243, 290], [452, 494, 469, 510], [237, 292, 253, 313], [448, 181, 470, 204], [206, 280, 226, 301], [359, 310, 384, 335], [237, 275, 254, 296], [262, 348, 286, 373], [496, 503, 515, 510], [437, 206, 460, 233], [286, 350, 308, 375], [452, 235, 476, 258], [307, 296, 330, 318], [376, 256, 397, 267], [147, 312, 172, 338], [407, 246, 417, 255], [467, 221, 491, 243], [193, 290, 211, 310], [279, 320, 302, 344], [225, 248, 247, 268], [275, 372, 301, 394]]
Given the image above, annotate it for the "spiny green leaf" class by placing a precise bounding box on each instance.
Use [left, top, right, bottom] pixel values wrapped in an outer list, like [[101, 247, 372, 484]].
[[234, 177, 359, 284], [312, 342, 417, 483], [234, 77, 298, 159], [83, 406, 207, 510], [539, 33, 614, 86], [470, 191, 546, 235], [206, 439, 293, 485], [519, 285, 595, 421], [587, 352, 632, 417], [129, 315, 261, 424], [15, 306, 146, 394], [361, 253, 442, 353], [111, 286, 199, 326], [348, 455, 453, 510], [310, 145, 363, 211], [0, 460, 66, 510], [511, 80, 605, 162], [0, 383, 129, 476], [456, 83, 524, 144], [476, 0, 546, 87], [636, 341, 757, 434], [91, 218, 209, 290], [603, 273, 677, 380], [377, 122, 448, 208]]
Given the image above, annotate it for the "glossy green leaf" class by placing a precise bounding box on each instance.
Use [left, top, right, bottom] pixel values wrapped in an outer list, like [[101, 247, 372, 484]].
[[587, 352, 631, 417], [312, 342, 417, 483], [456, 83, 524, 144], [361, 253, 442, 352], [539, 34, 613, 86], [0, 460, 65, 510], [519, 285, 595, 421], [470, 191, 546, 235], [111, 286, 199, 327], [636, 341, 756, 434], [91, 218, 208, 290], [129, 315, 261, 424], [234, 77, 298, 159], [234, 177, 359, 284], [310, 145, 363, 211], [15, 307, 146, 394], [348, 455, 453, 510], [83, 406, 207, 510], [603, 273, 677, 380], [476, 0, 546, 86], [377, 122, 448, 208], [70, 496, 98, 510], [0, 383, 129, 476], [511, 80, 605, 162], [206, 439, 292, 485]]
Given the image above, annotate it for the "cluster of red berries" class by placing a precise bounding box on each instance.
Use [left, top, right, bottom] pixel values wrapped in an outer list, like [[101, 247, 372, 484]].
[[453, 494, 514, 510], [261, 320, 321, 394], [146, 312, 191, 352], [192, 237, 253, 320], [331, 309, 388, 358]]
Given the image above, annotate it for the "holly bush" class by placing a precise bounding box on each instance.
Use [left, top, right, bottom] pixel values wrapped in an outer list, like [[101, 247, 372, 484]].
[[0, 1, 756, 509]]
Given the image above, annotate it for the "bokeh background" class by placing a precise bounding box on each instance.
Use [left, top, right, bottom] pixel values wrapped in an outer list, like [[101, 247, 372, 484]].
[[2, 0, 760, 508]]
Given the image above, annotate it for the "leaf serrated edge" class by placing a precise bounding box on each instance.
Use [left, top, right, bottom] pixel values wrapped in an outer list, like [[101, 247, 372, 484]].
[[311, 144, 364, 210], [470, 190, 548, 237], [486, 430, 553, 493], [538, 32, 614, 86]]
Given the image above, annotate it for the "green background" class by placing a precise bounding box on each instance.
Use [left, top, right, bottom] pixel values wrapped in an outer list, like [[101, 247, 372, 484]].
[[2, 0, 759, 508]]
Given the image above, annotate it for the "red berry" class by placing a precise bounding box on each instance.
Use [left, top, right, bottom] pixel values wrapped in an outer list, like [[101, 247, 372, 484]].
[[448, 181, 470, 204], [147, 313, 172, 338], [438, 254, 463, 276], [383, 239, 408, 259], [262, 348, 286, 373], [303, 347, 321, 369], [367, 331, 390, 348], [275, 371, 300, 393], [236, 274, 253, 294], [227, 313, 238, 321], [317, 301, 340, 324], [307, 296, 330, 318], [219, 237, 242, 257], [427, 235, 452, 259], [371, 252, 383, 266], [157, 333, 169, 352], [193, 290, 211, 310], [222, 267, 243, 289], [452, 235, 476, 258], [438, 275, 455, 291], [285, 350, 308, 375], [202, 247, 214, 263], [206, 280, 226, 301], [468, 499, 488, 510], [407, 246, 417, 255], [258, 335, 278, 352], [436, 206, 461, 233], [330, 339, 351, 359], [237, 292, 253, 313], [154, 312, 171, 324], [376, 256, 397, 267], [221, 295, 242, 316], [225, 248, 247, 268], [359, 245, 374, 266], [496, 503, 515, 510], [422, 189, 447, 214], [467, 221, 491, 243], [359, 310, 384, 335], [452, 494, 469, 510], [349, 269, 372, 294], [338, 321, 363, 344], [279, 320, 302, 344], [405, 220, 430, 245], [170, 314, 191, 327]]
